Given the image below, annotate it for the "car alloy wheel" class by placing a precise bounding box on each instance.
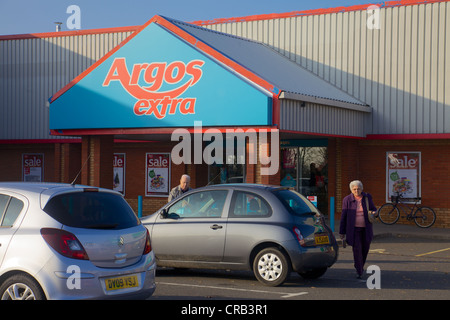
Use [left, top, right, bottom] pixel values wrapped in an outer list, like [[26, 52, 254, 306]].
[[0, 274, 46, 300], [2, 283, 36, 300], [253, 247, 291, 286]]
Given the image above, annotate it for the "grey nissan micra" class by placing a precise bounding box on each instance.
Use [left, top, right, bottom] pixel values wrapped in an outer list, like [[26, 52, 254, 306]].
[[142, 184, 338, 286]]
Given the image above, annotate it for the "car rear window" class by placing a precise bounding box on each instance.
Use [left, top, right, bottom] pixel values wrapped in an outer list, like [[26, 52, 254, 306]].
[[43, 191, 140, 229], [273, 189, 320, 216]]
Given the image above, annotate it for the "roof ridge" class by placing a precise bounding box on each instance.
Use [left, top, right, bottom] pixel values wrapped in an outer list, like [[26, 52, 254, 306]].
[[163, 15, 264, 46]]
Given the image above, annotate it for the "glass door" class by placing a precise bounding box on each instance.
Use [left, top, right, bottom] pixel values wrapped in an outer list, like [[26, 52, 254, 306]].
[[281, 143, 328, 215], [208, 135, 246, 185]]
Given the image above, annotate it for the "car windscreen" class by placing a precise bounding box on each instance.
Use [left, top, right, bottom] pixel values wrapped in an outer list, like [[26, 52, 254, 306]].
[[273, 189, 320, 216], [43, 191, 140, 229]]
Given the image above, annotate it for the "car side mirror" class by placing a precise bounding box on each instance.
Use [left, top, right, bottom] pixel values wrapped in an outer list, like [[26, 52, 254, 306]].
[[160, 209, 168, 219]]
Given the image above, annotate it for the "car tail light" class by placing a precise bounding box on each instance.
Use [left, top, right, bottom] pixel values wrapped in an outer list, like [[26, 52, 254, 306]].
[[293, 227, 306, 247], [143, 229, 152, 255], [41, 228, 89, 260]]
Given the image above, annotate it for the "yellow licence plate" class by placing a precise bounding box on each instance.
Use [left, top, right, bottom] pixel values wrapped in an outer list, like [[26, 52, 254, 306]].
[[105, 275, 139, 291], [315, 235, 330, 245]]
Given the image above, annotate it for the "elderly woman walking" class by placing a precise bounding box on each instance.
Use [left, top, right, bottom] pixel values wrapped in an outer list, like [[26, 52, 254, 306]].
[[340, 180, 377, 279]]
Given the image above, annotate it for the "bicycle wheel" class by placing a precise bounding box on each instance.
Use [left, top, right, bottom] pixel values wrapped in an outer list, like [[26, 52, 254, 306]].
[[377, 203, 400, 225], [414, 206, 436, 228]]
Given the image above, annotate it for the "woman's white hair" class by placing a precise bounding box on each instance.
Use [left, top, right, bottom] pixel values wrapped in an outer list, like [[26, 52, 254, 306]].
[[349, 180, 363, 190]]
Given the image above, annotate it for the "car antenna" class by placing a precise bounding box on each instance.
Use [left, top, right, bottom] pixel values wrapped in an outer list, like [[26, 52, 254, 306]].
[[206, 171, 221, 186], [71, 153, 91, 185]]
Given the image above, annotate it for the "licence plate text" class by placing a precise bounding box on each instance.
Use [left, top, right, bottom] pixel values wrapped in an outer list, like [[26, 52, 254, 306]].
[[315, 235, 330, 245], [105, 275, 139, 291]]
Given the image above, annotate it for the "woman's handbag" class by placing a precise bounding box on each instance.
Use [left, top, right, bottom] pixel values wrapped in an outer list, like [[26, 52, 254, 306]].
[[365, 197, 377, 223]]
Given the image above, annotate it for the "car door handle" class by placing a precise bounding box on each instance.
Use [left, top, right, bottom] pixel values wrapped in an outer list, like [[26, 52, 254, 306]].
[[210, 224, 223, 230]]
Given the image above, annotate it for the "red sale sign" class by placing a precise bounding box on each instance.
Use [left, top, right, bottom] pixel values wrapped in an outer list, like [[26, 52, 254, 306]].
[[113, 153, 126, 195], [23, 154, 43, 182], [386, 152, 421, 203], [146, 153, 171, 197]]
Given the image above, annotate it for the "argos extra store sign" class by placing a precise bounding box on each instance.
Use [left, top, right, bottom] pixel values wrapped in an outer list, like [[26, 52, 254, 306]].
[[49, 22, 272, 131], [103, 58, 204, 119]]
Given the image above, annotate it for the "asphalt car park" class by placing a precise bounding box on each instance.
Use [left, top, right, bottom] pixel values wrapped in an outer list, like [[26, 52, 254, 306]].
[[149, 235, 450, 300], [144, 184, 449, 301], [1, 182, 448, 301]]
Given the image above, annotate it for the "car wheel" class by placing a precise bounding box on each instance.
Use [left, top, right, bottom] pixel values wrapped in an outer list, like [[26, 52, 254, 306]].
[[298, 267, 328, 279], [0, 274, 46, 300], [253, 247, 291, 287]]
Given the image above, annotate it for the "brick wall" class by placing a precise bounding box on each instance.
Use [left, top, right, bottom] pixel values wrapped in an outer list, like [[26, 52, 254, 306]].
[[114, 141, 192, 217], [2, 137, 449, 228], [338, 138, 450, 228], [0, 143, 56, 182]]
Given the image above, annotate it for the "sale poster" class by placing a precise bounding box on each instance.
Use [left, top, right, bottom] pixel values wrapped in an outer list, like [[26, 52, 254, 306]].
[[386, 152, 421, 203], [23, 154, 44, 182], [146, 153, 170, 197], [113, 153, 126, 195]]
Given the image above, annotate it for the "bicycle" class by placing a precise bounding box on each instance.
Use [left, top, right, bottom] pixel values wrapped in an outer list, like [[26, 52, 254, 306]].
[[377, 193, 436, 228]]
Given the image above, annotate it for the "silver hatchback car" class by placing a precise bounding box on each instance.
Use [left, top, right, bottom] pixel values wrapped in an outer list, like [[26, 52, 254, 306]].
[[0, 182, 156, 300], [142, 184, 338, 286]]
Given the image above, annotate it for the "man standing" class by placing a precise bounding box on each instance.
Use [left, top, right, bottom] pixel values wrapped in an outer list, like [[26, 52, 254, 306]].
[[168, 174, 191, 202]]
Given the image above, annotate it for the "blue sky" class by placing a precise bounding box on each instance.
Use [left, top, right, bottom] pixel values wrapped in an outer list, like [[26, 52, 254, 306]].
[[0, 0, 380, 35]]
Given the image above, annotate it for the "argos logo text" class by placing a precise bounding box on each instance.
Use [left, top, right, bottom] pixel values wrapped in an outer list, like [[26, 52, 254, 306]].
[[103, 58, 204, 119]]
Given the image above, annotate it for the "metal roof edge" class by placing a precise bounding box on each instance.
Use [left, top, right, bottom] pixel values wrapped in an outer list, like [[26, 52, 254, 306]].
[[190, 0, 449, 26], [0, 26, 140, 41], [279, 91, 371, 113]]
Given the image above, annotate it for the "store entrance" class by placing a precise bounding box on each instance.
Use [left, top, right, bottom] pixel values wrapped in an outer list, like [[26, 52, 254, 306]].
[[280, 141, 328, 215], [207, 135, 246, 185]]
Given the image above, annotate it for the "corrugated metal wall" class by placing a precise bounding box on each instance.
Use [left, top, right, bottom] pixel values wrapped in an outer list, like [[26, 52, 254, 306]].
[[204, 1, 450, 135], [2, 2, 449, 140], [280, 100, 366, 137], [0, 31, 133, 140]]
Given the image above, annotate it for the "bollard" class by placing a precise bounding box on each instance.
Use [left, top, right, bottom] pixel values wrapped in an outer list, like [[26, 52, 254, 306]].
[[138, 195, 143, 218], [330, 197, 335, 232]]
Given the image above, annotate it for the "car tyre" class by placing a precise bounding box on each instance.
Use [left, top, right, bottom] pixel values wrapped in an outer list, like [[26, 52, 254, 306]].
[[0, 274, 46, 300], [253, 247, 291, 287]]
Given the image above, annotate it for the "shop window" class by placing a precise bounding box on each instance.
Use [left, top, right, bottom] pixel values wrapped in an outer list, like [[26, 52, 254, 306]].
[[208, 138, 245, 184], [280, 144, 328, 215], [209, 162, 245, 185]]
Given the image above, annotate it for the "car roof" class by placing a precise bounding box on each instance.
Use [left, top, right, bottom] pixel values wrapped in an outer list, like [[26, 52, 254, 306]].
[[0, 182, 120, 208], [0, 182, 91, 194], [201, 183, 287, 192]]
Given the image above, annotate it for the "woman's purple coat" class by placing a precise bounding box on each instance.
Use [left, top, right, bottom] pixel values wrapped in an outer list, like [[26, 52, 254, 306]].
[[339, 192, 377, 246]]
